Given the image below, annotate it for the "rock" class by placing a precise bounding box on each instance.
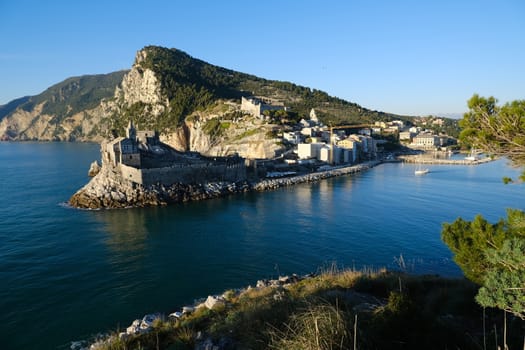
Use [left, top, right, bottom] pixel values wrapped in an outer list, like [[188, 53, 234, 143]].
[[204, 295, 226, 310], [118, 332, 129, 341], [88, 161, 101, 177], [126, 319, 142, 335], [273, 289, 286, 301], [140, 313, 161, 331], [70, 340, 88, 350], [169, 311, 183, 318], [256, 279, 268, 288], [182, 306, 195, 314]]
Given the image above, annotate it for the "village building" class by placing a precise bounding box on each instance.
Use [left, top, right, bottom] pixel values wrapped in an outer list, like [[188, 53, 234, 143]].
[[241, 96, 286, 118], [297, 142, 325, 160], [309, 108, 320, 124], [411, 133, 440, 149], [399, 131, 416, 142], [282, 131, 302, 144]]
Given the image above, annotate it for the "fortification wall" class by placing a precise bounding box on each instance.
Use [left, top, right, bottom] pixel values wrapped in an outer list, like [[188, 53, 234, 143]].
[[241, 97, 261, 117], [120, 164, 144, 184], [119, 162, 246, 186]]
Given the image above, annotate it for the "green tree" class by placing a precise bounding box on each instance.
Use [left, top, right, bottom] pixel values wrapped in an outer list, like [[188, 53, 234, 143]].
[[476, 238, 525, 319], [441, 210, 520, 284], [460, 94, 525, 174], [443, 95, 525, 320], [442, 209, 525, 319]]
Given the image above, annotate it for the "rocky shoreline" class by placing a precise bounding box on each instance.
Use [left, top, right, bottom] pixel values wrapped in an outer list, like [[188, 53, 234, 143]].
[[71, 272, 332, 350], [69, 161, 380, 209]]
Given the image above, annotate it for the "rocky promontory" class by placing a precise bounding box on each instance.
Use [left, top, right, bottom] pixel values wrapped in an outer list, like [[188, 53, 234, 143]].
[[69, 161, 379, 209], [69, 165, 251, 209]]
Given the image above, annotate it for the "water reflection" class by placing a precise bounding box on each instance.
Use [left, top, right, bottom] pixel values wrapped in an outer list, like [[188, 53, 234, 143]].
[[93, 209, 149, 251], [90, 208, 152, 278]]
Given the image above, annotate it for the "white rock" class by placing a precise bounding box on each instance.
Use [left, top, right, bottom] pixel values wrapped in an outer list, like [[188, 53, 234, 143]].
[[204, 295, 225, 310]]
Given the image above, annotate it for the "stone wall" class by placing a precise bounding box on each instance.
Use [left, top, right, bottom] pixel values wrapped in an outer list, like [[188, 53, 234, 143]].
[[120, 164, 144, 184], [241, 97, 262, 117], [120, 161, 247, 186]]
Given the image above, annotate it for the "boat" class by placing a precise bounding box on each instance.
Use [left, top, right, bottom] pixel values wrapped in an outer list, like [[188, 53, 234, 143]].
[[465, 148, 480, 161], [414, 161, 429, 175]]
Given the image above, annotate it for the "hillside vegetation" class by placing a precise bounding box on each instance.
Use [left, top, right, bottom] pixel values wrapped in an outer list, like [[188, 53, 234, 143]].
[[87, 267, 522, 350], [0, 71, 127, 141], [8, 71, 127, 122], [127, 46, 408, 131]]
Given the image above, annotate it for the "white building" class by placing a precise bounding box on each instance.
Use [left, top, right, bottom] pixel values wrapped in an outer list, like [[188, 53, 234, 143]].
[[309, 108, 319, 123], [297, 143, 324, 159], [300, 118, 314, 128], [319, 146, 331, 163], [391, 120, 405, 128], [300, 127, 313, 136], [412, 133, 439, 149], [283, 131, 302, 144]]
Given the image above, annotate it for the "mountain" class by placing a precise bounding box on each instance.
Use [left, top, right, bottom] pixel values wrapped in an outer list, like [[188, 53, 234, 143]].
[[0, 71, 127, 141], [0, 45, 409, 156], [0, 96, 31, 120], [107, 46, 406, 131]]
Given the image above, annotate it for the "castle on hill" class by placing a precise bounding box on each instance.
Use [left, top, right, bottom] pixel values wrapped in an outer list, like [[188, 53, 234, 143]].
[[101, 121, 246, 186]]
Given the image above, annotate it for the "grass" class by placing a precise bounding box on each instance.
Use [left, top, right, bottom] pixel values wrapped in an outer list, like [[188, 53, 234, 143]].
[[233, 128, 260, 141], [267, 300, 350, 350], [89, 267, 524, 350]]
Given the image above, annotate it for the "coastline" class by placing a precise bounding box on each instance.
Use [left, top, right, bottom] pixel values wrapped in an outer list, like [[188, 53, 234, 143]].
[[69, 161, 380, 209], [71, 268, 499, 350], [72, 272, 319, 350]]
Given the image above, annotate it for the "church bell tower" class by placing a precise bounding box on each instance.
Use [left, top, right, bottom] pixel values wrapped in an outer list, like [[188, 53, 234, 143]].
[[126, 120, 137, 141]]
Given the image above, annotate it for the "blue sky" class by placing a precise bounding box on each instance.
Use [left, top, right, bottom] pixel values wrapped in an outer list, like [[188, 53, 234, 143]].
[[1, 0, 523, 116]]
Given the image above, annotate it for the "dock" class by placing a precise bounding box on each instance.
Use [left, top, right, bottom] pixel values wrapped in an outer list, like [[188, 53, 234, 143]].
[[398, 155, 494, 165]]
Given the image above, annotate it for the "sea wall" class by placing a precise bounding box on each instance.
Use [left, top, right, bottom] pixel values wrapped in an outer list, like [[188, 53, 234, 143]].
[[120, 161, 246, 186]]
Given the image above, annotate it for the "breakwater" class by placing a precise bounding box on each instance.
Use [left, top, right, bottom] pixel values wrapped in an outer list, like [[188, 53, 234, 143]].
[[252, 161, 379, 191], [399, 155, 494, 165]]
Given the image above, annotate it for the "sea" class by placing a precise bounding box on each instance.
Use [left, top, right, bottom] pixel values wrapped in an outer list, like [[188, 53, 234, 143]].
[[0, 142, 523, 350]]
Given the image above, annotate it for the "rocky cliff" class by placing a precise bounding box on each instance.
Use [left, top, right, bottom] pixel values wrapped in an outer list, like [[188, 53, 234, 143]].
[[0, 71, 127, 141], [105, 47, 284, 158]]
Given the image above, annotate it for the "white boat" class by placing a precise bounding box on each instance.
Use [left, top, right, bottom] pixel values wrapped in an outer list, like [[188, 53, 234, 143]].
[[414, 158, 429, 175], [465, 148, 480, 161]]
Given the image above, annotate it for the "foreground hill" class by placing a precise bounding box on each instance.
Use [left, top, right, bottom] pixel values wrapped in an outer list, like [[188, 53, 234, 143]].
[[0, 46, 409, 157], [80, 268, 522, 350]]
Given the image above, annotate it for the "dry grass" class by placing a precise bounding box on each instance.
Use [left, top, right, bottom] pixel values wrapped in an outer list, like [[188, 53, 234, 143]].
[[268, 300, 351, 350]]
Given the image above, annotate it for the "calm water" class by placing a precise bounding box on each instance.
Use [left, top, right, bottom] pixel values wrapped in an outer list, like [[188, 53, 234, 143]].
[[0, 142, 523, 349]]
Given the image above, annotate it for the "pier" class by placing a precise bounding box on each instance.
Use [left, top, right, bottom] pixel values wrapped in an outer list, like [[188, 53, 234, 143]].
[[398, 155, 494, 165]]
